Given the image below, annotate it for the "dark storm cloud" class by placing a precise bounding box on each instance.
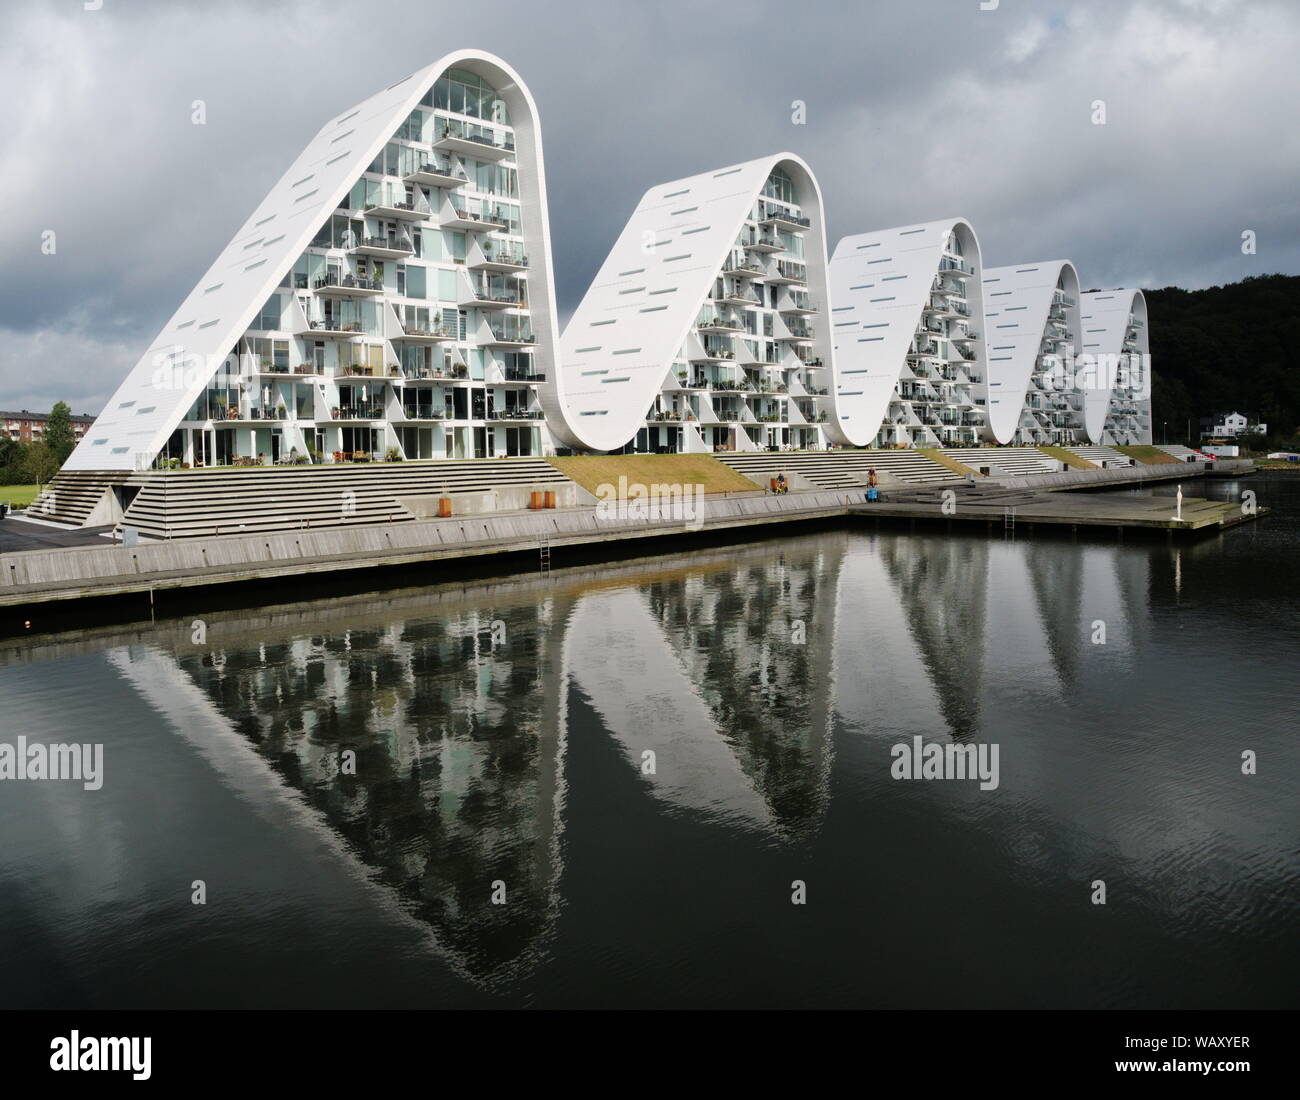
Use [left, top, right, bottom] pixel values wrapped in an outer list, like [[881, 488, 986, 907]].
[[2, 0, 1296, 413]]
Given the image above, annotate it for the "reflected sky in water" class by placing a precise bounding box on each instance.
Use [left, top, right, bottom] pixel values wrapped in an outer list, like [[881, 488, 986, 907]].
[[0, 474, 1296, 1008]]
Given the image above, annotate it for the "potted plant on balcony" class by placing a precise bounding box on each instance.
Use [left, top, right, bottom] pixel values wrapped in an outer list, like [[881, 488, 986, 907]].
[[385, 446, 402, 462]]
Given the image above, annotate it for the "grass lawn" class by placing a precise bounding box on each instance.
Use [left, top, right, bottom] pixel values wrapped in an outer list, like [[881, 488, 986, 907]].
[[1114, 445, 1179, 465], [1036, 445, 1096, 470], [548, 454, 759, 495], [916, 448, 981, 476], [1, 484, 43, 509]]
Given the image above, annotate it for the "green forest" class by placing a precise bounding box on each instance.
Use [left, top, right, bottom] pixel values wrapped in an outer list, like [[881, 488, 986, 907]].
[[1146, 273, 1300, 448]]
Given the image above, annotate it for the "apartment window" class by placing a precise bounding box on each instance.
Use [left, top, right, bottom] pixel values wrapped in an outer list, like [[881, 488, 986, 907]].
[[255, 295, 282, 331], [762, 168, 796, 205], [476, 164, 518, 197], [427, 69, 511, 125]]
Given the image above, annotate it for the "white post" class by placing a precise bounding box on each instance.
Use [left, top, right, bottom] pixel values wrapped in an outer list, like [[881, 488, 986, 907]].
[[1174, 484, 1183, 521]]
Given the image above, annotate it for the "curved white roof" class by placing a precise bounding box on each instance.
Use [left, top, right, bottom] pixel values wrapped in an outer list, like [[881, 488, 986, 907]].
[[549, 153, 840, 452], [1079, 289, 1149, 443], [981, 261, 1082, 443], [827, 219, 987, 447], [65, 49, 560, 472]]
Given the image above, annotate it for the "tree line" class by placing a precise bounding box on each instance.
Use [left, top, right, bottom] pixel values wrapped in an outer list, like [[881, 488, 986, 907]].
[[1146, 273, 1300, 450]]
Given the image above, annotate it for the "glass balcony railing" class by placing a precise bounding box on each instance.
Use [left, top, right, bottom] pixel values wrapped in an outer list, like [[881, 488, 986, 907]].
[[313, 273, 382, 294], [939, 257, 974, 276]]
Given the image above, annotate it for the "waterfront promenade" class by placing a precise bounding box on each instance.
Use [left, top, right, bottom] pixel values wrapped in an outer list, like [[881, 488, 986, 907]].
[[0, 457, 1259, 630]]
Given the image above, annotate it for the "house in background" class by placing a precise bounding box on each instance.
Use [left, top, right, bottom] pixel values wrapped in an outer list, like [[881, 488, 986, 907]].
[[2, 409, 96, 443], [1200, 411, 1265, 439]]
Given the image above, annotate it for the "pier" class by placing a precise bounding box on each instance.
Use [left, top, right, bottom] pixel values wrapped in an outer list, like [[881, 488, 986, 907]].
[[849, 482, 1258, 534]]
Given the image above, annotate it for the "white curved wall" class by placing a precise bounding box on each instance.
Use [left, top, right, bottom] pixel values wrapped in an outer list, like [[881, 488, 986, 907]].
[[1079, 289, 1151, 444], [827, 219, 988, 447], [64, 50, 560, 472], [549, 153, 836, 453], [981, 261, 1082, 444]]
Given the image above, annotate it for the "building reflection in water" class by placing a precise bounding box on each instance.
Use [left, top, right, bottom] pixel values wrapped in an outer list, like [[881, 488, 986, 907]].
[[568, 536, 843, 839], [91, 527, 1144, 985]]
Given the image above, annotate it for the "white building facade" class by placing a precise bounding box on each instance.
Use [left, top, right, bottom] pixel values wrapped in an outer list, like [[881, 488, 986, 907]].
[[1079, 290, 1153, 446], [827, 220, 990, 448], [981, 261, 1086, 445], [64, 50, 563, 473], [547, 155, 841, 455], [57, 54, 1157, 474]]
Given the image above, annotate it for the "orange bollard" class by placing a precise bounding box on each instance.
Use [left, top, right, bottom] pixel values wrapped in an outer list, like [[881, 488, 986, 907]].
[[544, 490, 557, 509], [529, 490, 543, 510], [437, 497, 452, 518]]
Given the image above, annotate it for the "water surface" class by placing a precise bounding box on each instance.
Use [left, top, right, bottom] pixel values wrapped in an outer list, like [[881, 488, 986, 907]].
[[0, 473, 1295, 1008]]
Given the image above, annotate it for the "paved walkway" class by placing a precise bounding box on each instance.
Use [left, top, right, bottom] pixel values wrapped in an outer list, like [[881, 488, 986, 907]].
[[0, 518, 114, 554]]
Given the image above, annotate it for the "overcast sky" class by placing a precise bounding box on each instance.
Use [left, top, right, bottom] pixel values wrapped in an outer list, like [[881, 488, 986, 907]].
[[3, 0, 1297, 416]]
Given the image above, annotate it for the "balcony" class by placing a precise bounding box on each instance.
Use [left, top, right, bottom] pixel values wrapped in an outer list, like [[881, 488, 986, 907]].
[[244, 361, 292, 376], [442, 206, 510, 233], [394, 324, 453, 344], [717, 287, 761, 307], [296, 319, 368, 338], [489, 409, 545, 421], [465, 286, 523, 310], [399, 408, 446, 421], [405, 365, 467, 382], [362, 197, 432, 222], [698, 314, 746, 333], [722, 254, 766, 279], [431, 129, 516, 162], [351, 235, 413, 259], [781, 297, 816, 316], [759, 209, 811, 233], [336, 363, 390, 379], [767, 261, 806, 286], [403, 159, 469, 189], [313, 273, 384, 298], [785, 323, 814, 340], [332, 406, 386, 421], [746, 232, 785, 254], [483, 325, 536, 347], [939, 257, 974, 276], [691, 344, 736, 364], [469, 248, 529, 273]]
